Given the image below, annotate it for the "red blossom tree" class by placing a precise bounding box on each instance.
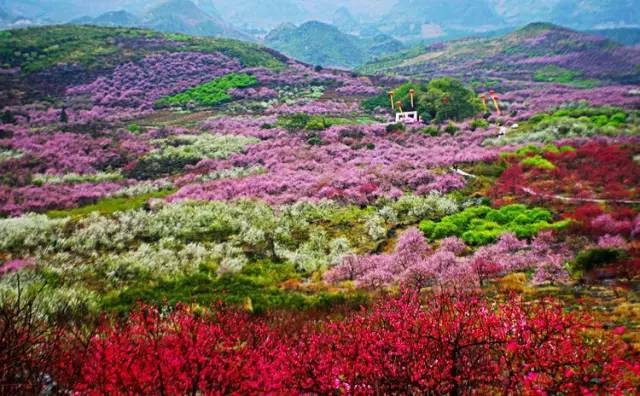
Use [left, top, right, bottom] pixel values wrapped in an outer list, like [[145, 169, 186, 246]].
[[12, 294, 632, 395]]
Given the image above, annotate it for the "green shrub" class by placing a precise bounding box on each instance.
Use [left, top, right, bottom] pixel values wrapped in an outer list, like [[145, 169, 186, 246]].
[[421, 126, 439, 136], [419, 204, 569, 245], [520, 155, 556, 170], [278, 113, 310, 131], [444, 122, 459, 135], [306, 134, 324, 146], [363, 78, 481, 123], [128, 123, 141, 133], [483, 105, 638, 147], [386, 123, 405, 133], [470, 119, 489, 130], [304, 116, 329, 131], [573, 248, 627, 272]]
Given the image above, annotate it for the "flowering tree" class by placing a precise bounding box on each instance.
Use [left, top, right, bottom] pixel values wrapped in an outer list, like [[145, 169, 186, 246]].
[[13, 294, 634, 394]]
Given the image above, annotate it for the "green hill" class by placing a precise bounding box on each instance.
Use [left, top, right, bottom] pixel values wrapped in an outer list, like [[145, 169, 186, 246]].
[[265, 20, 403, 69]]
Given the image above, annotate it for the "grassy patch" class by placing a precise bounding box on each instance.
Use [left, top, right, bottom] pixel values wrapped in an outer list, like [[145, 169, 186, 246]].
[[155, 73, 257, 108], [101, 260, 368, 314], [46, 189, 176, 218]]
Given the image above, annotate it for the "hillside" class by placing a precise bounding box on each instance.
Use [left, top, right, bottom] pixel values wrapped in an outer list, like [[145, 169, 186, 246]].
[[358, 23, 640, 85], [265, 20, 403, 68], [0, 24, 284, 105]]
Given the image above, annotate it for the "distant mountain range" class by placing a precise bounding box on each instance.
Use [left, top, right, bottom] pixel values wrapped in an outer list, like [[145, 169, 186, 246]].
[[370, 0, 640, 43], [588, 28, 640, 46], [1, 0, 639, 66], [265, 21, 403, 68], [358, 23, 640, 85], [69, 0, 248, 41]]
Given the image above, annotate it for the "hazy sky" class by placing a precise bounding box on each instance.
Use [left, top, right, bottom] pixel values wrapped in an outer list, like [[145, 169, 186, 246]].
[[2, 0, 639, 31], [0, 0, 393, 19]]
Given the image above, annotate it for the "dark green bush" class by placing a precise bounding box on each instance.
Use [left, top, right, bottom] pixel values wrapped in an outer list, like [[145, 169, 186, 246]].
[[470, 119, 489, 131], [386, 123, 405, 133], [421, 126, 439, 136], [445, 122, 459, 135], [306, 133, 324, 146], [573, 248, 627, 272]]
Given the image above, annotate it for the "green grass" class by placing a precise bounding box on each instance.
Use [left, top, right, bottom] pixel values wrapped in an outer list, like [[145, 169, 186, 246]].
[[533, 65, 580, 84], [533, 65, 599, 88], [46, 189, 176, 218], [101, 260, 368, 314], [155, 73, 257, 108]]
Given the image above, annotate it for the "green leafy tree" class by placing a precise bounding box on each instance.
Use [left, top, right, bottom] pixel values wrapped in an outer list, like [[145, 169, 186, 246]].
[[417, 78, 482, 122], [59, 107, 68, 123], [1, 110, 16, 124]]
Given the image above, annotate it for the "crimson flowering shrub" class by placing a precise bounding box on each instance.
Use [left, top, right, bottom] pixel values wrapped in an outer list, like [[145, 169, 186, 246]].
[[492, 143, 640, 236], [10, 294, 634, 394]]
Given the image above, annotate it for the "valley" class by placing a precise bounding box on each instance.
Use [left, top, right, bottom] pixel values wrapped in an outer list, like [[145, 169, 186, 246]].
[[1, 15, 640, 394]]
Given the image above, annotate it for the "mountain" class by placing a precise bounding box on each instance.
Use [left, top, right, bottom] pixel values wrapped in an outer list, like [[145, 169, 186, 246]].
[[193, 0, 222, 19], [489, 0, 640, 29], [332, 7, 359, 34], [66, 0, 248, 41], [265, 20, 403, 68], [357, 22, 640, 85], [210, 0, 309, 31], [587, 27, 640, 46], [550, 0, 640, 29], [489, 0, 557, 25], [377, 0, 504, 41], [0, 0, 248, 41], [142, 0, 248, 40], [89, 10, 141, 28]]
